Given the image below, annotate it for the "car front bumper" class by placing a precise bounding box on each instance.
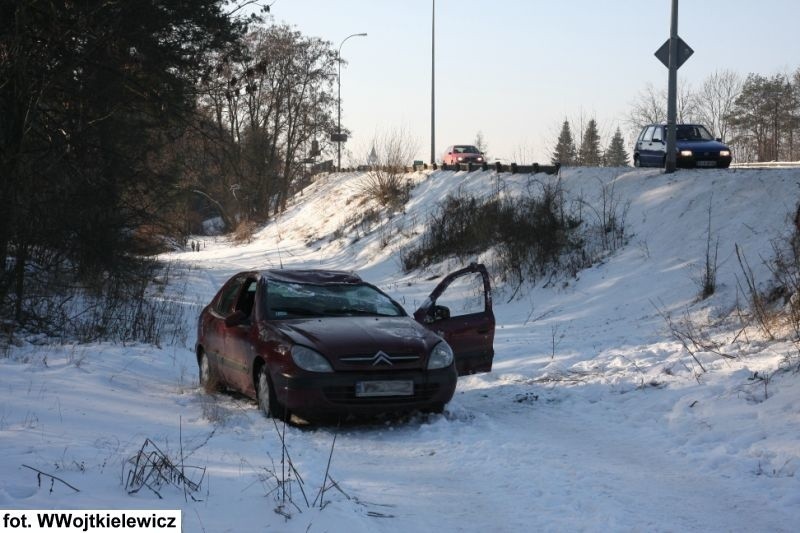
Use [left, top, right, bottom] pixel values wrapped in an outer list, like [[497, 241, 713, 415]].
[[676, 153, 732, 168], [272, 367, 458, 421]]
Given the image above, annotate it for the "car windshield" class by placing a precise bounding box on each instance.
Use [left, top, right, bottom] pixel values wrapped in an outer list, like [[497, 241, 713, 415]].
[[264, 280, 405, 319], [454, 145, 480, 154], [676, 125, 714, 141]]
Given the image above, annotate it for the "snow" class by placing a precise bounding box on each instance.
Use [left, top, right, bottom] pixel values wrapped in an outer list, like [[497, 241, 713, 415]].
[[2, 166, 800, 532]]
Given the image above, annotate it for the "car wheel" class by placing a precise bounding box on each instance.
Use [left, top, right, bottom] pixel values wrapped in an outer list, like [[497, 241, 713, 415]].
[[633, 156, 641, 167], [256, 364, 285, 419], [198, 350, 219, 392]]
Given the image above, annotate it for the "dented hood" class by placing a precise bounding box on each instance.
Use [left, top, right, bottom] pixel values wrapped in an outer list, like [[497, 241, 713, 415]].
[[272, 316, 440, 370]]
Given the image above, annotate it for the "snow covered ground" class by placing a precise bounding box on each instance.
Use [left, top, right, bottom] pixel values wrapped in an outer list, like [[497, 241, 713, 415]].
[[2, 166, 800, 532]]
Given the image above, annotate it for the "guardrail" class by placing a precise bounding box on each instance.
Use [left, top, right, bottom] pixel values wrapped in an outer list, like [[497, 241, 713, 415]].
[[730, 161, 800, 169], [412, 161, 560, 174]]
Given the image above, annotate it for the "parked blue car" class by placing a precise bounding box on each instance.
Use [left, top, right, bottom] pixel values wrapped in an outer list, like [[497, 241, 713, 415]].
[[634, 124, 732, 168]]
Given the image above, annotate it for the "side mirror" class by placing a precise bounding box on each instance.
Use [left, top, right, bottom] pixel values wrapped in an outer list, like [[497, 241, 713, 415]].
[[716, 137, 722, 142], [431, 305, 450, 322], [225, 310, 247, 327]]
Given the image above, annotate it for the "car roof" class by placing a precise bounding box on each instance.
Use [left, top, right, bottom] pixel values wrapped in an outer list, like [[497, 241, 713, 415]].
[[261, 269, 363, 285]]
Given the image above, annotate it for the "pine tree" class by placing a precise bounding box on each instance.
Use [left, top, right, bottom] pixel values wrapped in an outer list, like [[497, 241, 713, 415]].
[[579, 119, 602, 166], [1, 0, 249, 320], [604, 128, 630, 167], [551, 119, 577, 166]]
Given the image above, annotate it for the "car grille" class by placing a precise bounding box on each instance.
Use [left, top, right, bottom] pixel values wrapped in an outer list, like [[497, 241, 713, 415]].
[[322, 383, 441, 405], [338, 351, 422, 370], [696, 152, 719, 160]]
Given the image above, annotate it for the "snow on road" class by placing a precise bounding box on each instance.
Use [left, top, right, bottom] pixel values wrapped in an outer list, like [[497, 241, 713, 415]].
[[2, 167, 799, 532]]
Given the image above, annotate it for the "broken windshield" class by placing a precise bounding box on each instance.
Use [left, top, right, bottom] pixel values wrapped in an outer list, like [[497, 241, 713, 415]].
[[264, 280, 405, 319]]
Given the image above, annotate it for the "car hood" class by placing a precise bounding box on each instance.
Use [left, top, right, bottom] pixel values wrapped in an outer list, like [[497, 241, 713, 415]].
[[271, 316, 440, 370], [676, 139, 729, 151]]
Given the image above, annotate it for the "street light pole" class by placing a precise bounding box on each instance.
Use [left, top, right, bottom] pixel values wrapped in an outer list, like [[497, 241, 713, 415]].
[[337, 32, 367, 172], [430, 0, 436, 165], [665, 0, 679, 173]]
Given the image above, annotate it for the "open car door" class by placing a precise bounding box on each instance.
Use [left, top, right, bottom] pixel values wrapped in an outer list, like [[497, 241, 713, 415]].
[[414, 263, 495, 376]]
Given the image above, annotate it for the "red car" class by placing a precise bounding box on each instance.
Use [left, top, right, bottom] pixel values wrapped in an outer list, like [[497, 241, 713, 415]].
[[443, 145, 485, 165], [196, 264, 495, 422]]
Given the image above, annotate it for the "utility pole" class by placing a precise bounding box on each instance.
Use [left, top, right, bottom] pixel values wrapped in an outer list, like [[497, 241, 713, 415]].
[[665, 0, 679, 173], [654, 0, 692, 174]]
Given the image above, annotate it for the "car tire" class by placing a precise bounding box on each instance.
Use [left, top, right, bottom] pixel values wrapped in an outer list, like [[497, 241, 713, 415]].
[[634, 156, 641, 167], [198, 350, 220, 392], [256, 364, 285, 419]]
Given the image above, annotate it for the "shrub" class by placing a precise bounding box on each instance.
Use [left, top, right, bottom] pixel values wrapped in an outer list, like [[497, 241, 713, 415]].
[[402, 179, 585, 287]]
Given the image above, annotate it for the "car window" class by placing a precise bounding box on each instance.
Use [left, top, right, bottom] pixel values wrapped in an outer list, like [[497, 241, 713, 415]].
[[264, 280, 405, 319], [454, 145, 480, 154], [677, 125, 713, 141], [642, 126, 655, 142], [234, 278, 257, 318], [215, 278, 244, 315], [434, 272, 487, 317], [652, 127, 663, 142]]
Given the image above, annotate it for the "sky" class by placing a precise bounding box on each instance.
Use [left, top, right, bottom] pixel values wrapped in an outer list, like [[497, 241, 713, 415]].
[[267, 0, 800, 164]]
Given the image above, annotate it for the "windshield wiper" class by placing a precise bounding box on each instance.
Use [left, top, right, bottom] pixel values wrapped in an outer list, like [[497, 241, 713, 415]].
[[323, 308, 395, 317]]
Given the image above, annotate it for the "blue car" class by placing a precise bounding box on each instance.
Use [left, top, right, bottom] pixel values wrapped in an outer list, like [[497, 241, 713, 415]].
[[634, 124, 732, 169]]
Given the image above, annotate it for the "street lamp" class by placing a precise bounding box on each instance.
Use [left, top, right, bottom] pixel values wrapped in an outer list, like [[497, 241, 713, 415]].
[[431, 0, 435, 165], [336, 32, 367, 172]]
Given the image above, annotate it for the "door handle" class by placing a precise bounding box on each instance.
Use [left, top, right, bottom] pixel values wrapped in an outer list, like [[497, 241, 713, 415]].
[[477, 328, 490, 334]]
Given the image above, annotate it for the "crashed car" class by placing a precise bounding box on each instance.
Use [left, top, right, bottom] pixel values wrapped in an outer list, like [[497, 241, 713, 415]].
[[196, 264, 495, 421]]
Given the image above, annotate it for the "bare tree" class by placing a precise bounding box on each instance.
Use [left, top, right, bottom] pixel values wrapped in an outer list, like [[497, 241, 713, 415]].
[[694, 69, 742, 140], [627, 83, 665, 132], [474, 131, 489, 159], [626, 82, 697, 138], [193, 25, 338, 224]]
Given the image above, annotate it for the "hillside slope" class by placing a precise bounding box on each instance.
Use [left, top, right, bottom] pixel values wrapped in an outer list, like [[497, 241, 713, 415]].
[[2, 167, 799, 532]]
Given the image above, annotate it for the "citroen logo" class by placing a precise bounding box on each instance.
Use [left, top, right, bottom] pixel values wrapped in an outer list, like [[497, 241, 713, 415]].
[[372, 351, 393, 366]]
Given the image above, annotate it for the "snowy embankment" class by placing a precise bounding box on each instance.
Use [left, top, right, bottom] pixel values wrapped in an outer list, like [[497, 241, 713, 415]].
[[2, 167, 799, 532]]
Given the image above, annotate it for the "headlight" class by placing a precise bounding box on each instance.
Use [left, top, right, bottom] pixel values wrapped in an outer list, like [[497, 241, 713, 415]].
[[679, 150, 693, 157], [427, 341, 454, 370], [291, 346, 333, 372], [457, 156, 464, 161], [719, 150, 731, 157]]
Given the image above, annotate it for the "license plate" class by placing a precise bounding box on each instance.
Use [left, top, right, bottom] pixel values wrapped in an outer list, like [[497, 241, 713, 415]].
[[355, 380, 414, 397], [696, 161, 717, 167]]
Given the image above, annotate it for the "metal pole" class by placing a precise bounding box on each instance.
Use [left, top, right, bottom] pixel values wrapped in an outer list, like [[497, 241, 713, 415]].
[[430, 0, 436, 165], [337, 33, 367, 173], [337, 56, 341, 172], [665, 0, 678, 173]]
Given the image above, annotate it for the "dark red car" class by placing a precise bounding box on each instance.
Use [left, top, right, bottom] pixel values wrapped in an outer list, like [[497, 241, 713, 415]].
[[196, 264, 494, 421]]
